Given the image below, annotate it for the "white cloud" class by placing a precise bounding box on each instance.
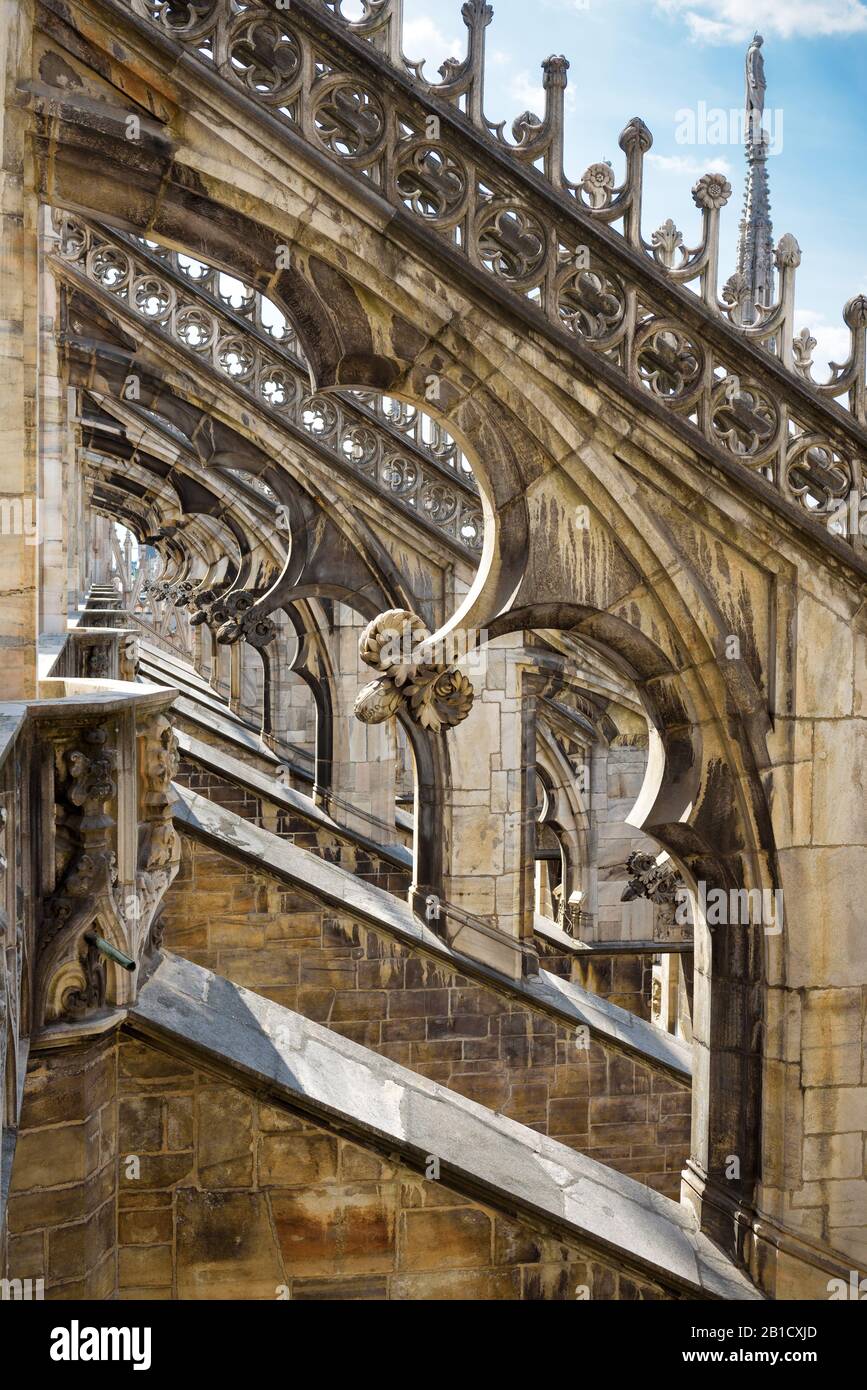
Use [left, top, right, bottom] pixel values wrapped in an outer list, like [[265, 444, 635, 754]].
[[647, 152, 733, 174], [402, 15, 464, 74], [510, 71, 547, 116], [655, 0, 867, 42], [508, 70, 578, 118]]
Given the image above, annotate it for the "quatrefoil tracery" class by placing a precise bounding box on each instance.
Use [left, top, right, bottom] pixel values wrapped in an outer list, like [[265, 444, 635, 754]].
[[58, 213, 482, 555], [557, 266, 627, 346], [395, 143, 470, 225], [634, 321, 703, 403], [225, 13, 302, 103], [477, 203, 547, 287], [312, 78, 387, 163], [710, 374, 780, 459], [785, 436, 855, 512]]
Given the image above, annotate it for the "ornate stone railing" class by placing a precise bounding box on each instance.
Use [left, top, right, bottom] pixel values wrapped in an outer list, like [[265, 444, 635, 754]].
[[0, 710, 28, 1226], [46, 625, 140, 681], [126, 232, 477, 488], [0, 682, 180, 1229], [131, 572, 198, 659], [121, 0, 867, 550], [29, 683, 181, 1032], [131, 238, 475, 482], [55, 214, 484, 556]]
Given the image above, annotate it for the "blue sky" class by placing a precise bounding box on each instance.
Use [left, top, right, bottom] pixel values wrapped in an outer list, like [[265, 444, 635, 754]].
[[395, 0, 867, 372]]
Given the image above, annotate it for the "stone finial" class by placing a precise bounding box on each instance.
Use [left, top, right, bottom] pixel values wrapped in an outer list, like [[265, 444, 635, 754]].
[[619, 117, 653, 154], [774, 233, 802, 269], [843, 294, 867, 330], [542, 55, 569, 90], [793, 326, 817, 373], [461, 0, 493, 29], [651, 219, 684, 269]]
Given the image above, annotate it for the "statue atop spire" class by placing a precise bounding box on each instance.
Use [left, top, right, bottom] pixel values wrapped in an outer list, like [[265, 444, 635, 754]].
[[734, 34, 775, 325], [745, 33, 766, 129]]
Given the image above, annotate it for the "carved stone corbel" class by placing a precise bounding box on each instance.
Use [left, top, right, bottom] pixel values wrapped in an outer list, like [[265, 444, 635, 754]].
[[621, 849, 683, 904], [84, 640, 112, 679], [620, 850, 688, 936], [119, 632, 139, 681], [354, 609, 474, 733], [214, 590, 277, 648], [133, 711, 181, 955], [37, 724, 129, 1025]]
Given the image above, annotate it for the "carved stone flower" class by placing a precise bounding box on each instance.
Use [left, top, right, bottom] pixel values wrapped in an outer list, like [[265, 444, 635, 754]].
[[354, 676, 403, 725], [581, 162, 615, 210], [511, 110, 543, 145], [438, 55, 463, 83], [224, 590, 255, 616], [215, 619, 243, 645], [691, 174, 732, 211], [244, 616, 276, 649], [722, 272, 747, 306], [651, 218, 683, 269], [355, 607, 475, 734], [358, 608, 430, 684], [406, 667, 474, 733]]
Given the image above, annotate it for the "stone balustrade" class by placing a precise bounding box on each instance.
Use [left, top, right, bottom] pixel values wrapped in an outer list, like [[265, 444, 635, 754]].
[[0, 676, 181, 1238]]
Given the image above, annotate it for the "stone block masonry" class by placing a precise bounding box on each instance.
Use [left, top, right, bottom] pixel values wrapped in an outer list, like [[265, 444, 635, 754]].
[[4, 1037, 119, 1299], [161, 835, 691, 1198], [174, 755, 411, 898], [110, 1036, 677, 1301]]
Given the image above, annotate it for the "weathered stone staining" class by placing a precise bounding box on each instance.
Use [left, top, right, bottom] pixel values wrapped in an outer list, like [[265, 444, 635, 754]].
[[0, 0, 865, 1303]]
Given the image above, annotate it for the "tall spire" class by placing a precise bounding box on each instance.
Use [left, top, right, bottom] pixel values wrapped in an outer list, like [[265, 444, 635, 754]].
[[735, 33, 775, 324]]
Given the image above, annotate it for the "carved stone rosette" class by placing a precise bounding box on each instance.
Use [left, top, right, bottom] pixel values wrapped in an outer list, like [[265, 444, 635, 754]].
[[354, 609, 474, 734]]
